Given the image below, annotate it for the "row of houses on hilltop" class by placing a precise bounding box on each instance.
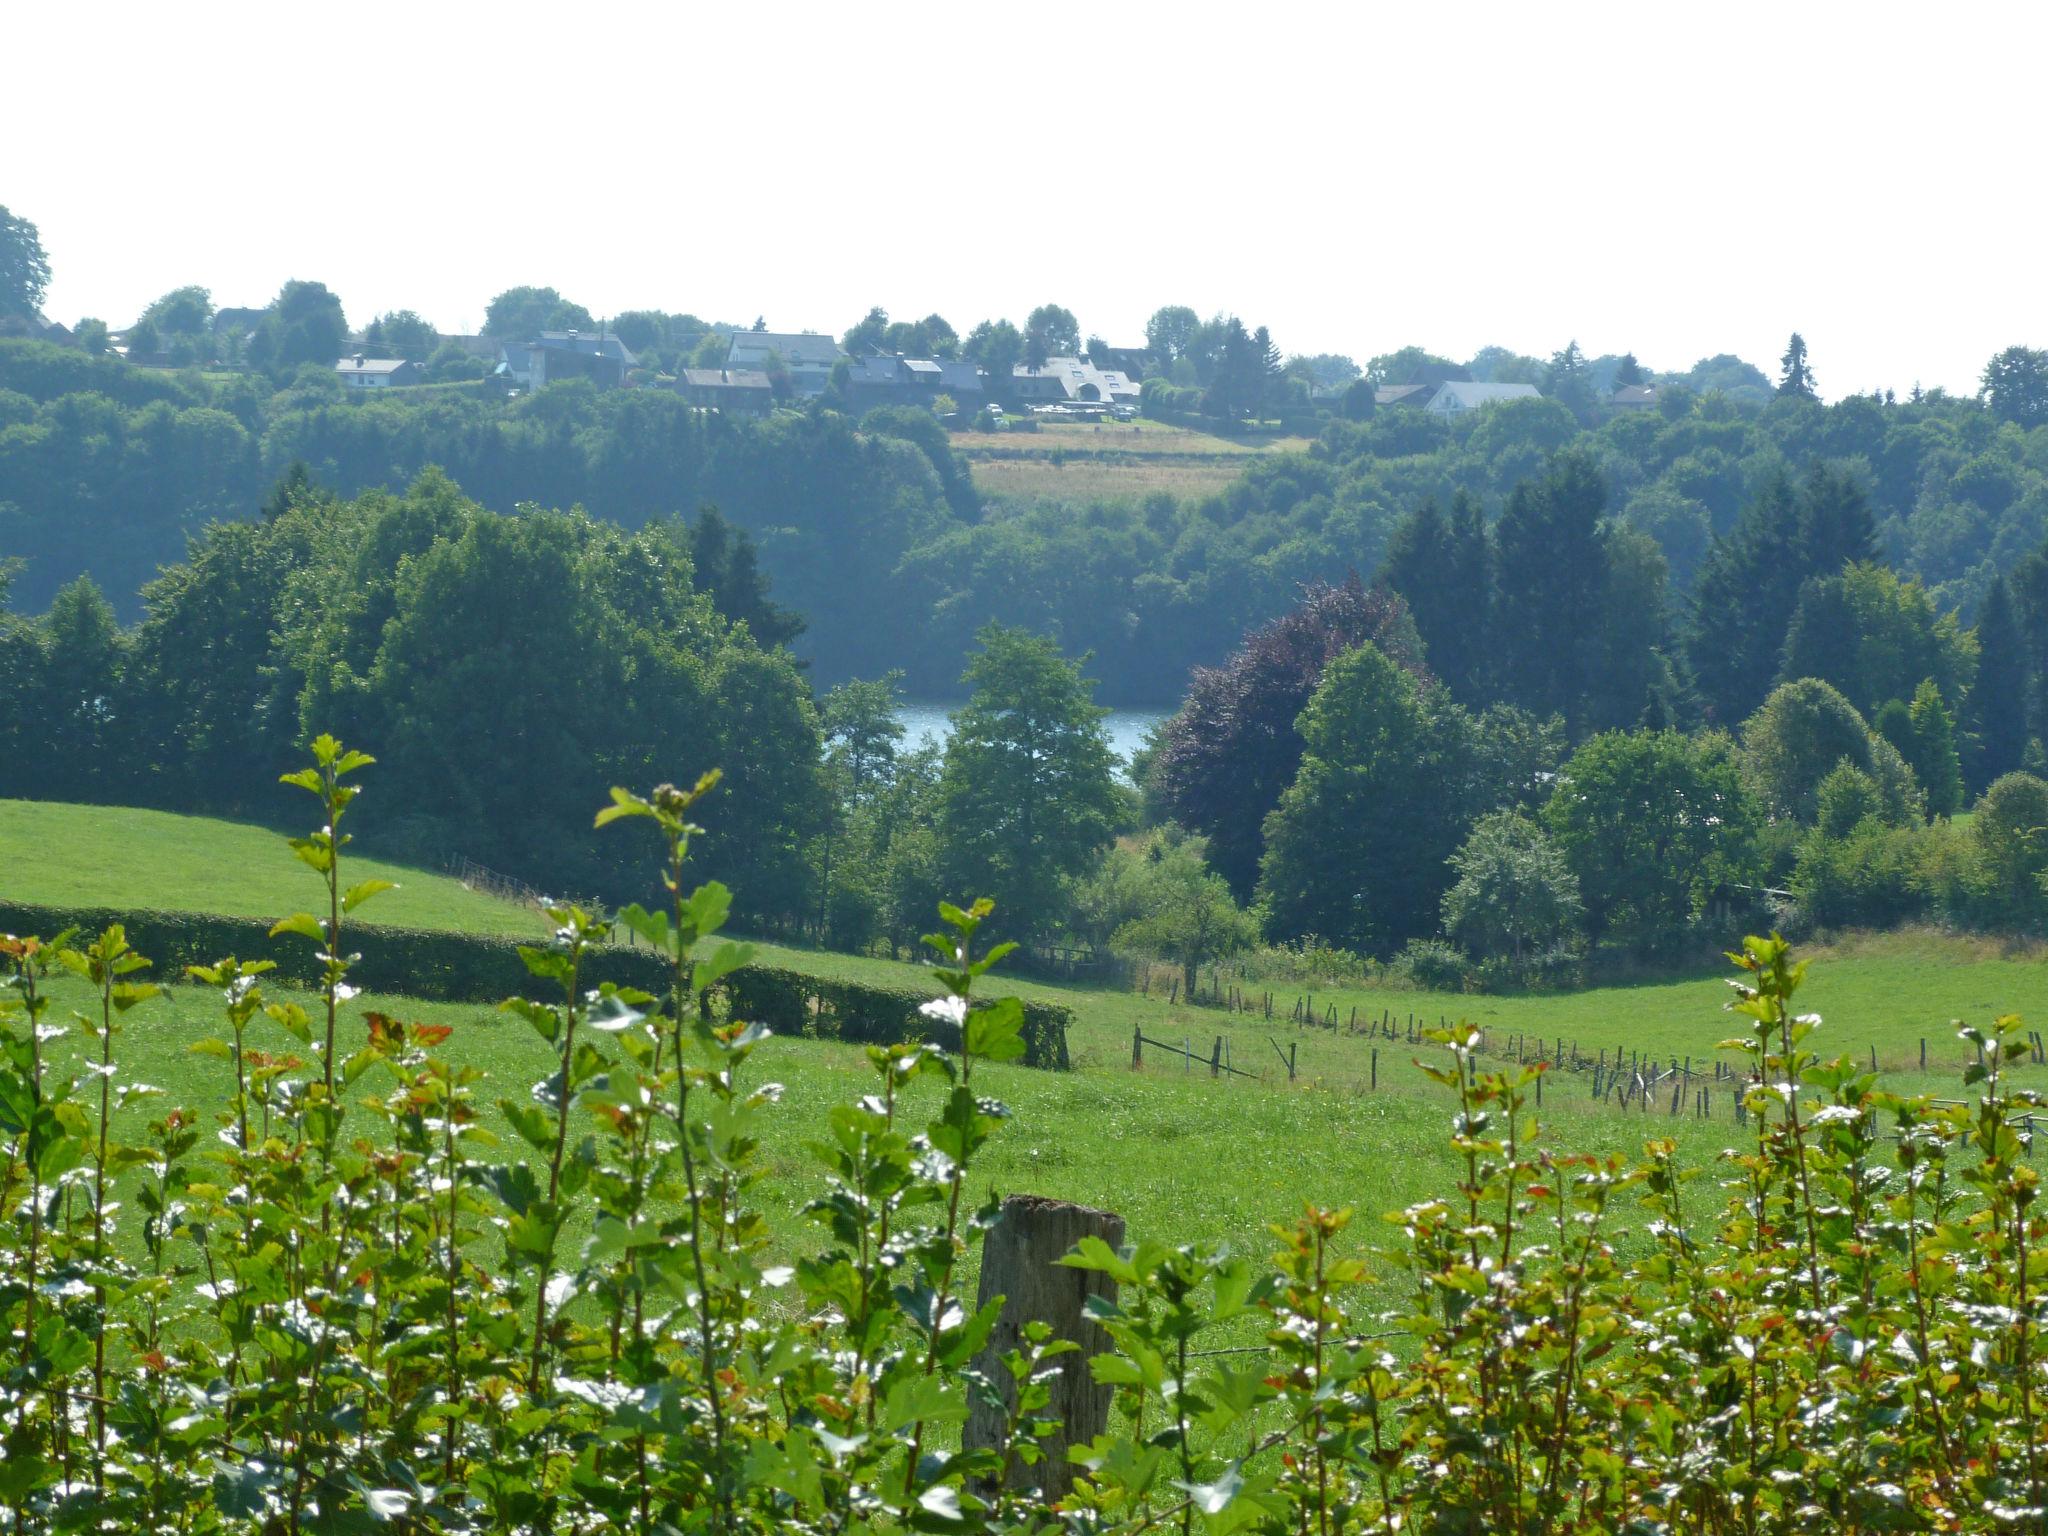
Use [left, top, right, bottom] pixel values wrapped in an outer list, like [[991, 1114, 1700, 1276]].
[[330, 323, 1160, 417]]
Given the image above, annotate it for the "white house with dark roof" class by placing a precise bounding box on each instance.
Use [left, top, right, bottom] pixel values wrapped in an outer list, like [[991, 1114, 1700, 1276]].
[[1009, 356, 1140, 407], [724, 331, 847, 396], [1422, 380, 1543, 415], [335, 355, 417, 388]]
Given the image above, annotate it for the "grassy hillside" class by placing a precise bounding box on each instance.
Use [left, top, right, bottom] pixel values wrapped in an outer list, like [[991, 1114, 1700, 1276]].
[[0, 799, 541, 936]]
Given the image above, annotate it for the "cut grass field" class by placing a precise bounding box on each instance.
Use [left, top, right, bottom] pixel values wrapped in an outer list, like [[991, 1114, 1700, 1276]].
[[0, 798, 542, 937], [953, 420, 1312, 502]]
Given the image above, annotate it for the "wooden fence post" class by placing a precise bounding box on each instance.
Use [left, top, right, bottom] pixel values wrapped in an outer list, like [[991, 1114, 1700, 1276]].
[[1370, 1048, 1378, 1091], [964, 1195, 1126, 1501], [1131, 1025, 1142, 1071], [1210, 1037, 1222, 1078]]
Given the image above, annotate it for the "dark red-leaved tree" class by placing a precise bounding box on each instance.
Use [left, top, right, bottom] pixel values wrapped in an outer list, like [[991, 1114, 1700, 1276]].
[[1149, 574, 1429, 898]]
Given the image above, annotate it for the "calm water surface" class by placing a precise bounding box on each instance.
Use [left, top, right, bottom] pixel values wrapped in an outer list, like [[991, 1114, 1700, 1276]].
[[893, 702, 1172, 775]]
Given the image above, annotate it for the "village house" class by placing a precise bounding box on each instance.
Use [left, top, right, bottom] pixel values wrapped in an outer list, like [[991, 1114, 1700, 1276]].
[[1422, 380, 1543, 415], [724, 330, 847, 397], [1374, 383, 1437, 408], [497, 330, 640, 389], [677, 367, 775, 416], [335, 354, 418, 388], [1608, 383, 1660, 410], [842, 355, 986, 413], [1008, 356, 1140, 408]]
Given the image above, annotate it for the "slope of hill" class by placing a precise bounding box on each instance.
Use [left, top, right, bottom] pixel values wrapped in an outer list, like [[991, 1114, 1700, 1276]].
[[0, 798, 541, 936]]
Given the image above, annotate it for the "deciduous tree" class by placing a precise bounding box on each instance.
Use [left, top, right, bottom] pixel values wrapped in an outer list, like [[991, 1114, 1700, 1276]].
[[936, 625, 1119, 941]]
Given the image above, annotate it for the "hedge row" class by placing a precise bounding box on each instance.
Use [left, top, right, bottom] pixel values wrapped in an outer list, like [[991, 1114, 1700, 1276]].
[[0, 899, 1072, 1071]]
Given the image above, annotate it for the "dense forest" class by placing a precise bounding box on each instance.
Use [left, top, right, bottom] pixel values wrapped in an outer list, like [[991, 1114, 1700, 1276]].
[[4, 310, 2048, 702]]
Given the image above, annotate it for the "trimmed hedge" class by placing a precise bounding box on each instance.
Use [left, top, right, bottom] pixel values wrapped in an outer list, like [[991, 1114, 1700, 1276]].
[[0, 899, 1072, 1071]]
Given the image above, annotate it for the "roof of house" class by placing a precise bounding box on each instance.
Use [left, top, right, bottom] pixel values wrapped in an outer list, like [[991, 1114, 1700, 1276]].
[[1610, 384, 1659, 405], [1375, 383, 1436, 407], [904, 358, 943, 378], [1426, 381, 1543, 410], [334, 356, 412, 376], [532, 331, 639, 366], [934, 360, 983, 393], [681, 368, 773, 390], [727, 331, 847, 369], [1012, 356, 1140, 400], [849, 355, 909, 384]]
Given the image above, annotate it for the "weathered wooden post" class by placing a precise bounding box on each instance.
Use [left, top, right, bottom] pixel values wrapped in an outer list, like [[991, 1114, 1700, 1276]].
[[1210, 1036, 1222, 1077], [1370, 1047, 1378, 1090], [964, 1196, 1126, 1502], [1131, 1025, 1142, 1071]]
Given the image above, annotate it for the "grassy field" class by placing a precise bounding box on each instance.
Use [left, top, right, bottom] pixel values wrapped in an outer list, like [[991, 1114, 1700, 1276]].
[[0, 799, 542, 936], [953, 420, 1312, 502], [13, 797, 2048, 1315]]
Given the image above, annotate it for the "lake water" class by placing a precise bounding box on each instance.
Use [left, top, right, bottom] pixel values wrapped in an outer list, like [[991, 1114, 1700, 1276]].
[[894, 702, 1173, 774]]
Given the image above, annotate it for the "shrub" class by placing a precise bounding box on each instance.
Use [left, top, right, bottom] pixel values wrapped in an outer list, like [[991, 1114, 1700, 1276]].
[[1789, 820, 1936, 932], [1971, 771, 2048, 929], [1440, 810, 1584, 970], [0, 896, 1073, 1069], [1387, 936, 1475, 991]]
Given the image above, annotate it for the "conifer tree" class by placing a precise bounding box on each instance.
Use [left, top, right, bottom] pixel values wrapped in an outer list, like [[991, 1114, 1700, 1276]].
[[1778, 331, 1818, 399], [1907, 677, 1964, 818], [1971, 574, 2030, 790], [1383, 491, 1490, 700]]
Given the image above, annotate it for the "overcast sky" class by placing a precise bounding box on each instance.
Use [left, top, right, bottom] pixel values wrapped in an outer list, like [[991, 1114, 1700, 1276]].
[[9, 2, 2043, 398]]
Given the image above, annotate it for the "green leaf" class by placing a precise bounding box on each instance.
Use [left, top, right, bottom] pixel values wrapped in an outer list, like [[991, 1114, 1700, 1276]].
[[614, 903, 674, 955], [683, 881, 733, 938], [964, 998, 1026, 1064], [879, 1373, 963, 1432], [342, 879, 397, 913], [593, 786, 656, 828], [500, 1099, 557, 1153], [213, 1459, 273, 1519], [111, 981, 161, 1011], [268, 913, 327, 945], [187, 1037, 233, 1060], [500, 997, 561, 1044], [695, 940, 754, 992]]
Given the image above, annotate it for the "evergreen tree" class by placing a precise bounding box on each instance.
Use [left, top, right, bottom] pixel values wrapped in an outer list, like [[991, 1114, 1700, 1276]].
[[1971, 574, 2030, 790], [1907, 677, 1965, 818], [1687, 464, 1875, 725], [1778, 332, 1818, 399], [1795, 460, 1877, 570], [1544, 340, 1597, 420], [1613, 352, 1645, 387], [1383, 491, 1489, 699], [1491, 448, 1609, 727]]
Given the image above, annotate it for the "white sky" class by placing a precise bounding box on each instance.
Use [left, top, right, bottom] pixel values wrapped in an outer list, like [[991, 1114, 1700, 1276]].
[[8, 1, 2044, 398]]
